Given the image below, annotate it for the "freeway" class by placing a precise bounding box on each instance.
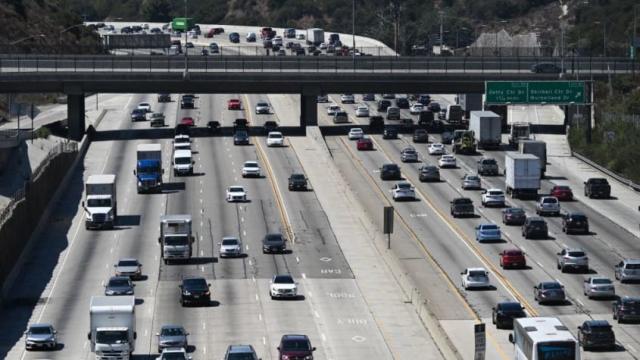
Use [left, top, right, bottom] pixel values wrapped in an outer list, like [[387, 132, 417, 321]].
[[318, 93, 640, 358]]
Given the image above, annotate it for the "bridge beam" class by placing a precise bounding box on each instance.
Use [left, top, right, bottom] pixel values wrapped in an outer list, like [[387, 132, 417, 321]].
[[67, 92, 85, 141], [300, 91, 318, 127]]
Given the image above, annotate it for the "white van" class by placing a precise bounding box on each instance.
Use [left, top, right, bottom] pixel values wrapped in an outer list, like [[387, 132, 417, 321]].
[[173, 149, 193, 176]]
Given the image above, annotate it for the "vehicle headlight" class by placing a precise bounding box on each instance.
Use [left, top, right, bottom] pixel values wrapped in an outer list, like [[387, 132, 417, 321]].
[[305, 356, 313, 360], [126, 290, 133, 295], [106, 290, 115, 295], [183, 290, 191, 296], [137, 181, 142, 186]]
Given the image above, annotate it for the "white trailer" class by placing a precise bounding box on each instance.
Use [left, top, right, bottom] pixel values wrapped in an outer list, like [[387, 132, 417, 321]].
[[83, 174, 117, 229], [505, 152, 540, 199], [519, 140, 547, 178], [469, 111, 502, 149], [306, 28, 324, 46], [89, 296, 136, 360]]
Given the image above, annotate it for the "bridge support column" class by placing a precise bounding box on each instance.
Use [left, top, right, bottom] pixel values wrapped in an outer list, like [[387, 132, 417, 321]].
[[67, 93, 85, 141], [300, 93, 318, 127]]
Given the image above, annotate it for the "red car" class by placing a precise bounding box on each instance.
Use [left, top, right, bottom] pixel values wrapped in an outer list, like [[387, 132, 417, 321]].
[[180, 117, 195, 126], [356, 137, 373, 150], [500, 248, 526, 269], [227, 99, 241, 110], [550, 185, 573, 201]]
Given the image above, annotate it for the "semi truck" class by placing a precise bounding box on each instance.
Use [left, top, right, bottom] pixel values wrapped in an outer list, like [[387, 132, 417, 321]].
[[519, 140, 547, 178], [508, 122, 531, 146], [469, 111, 502, 150], [306, 28, 324, 46], [171, 17, 195, 32], [505, 152, 541, 199], [134, 144, 163, 193], [83, 174, 117, 230], [159, 215, 194, 264], [88, 296, 136, 360]]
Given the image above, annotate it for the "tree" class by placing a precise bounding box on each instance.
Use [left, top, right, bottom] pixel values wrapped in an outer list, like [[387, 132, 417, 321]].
[[141, 0, 172, 22]]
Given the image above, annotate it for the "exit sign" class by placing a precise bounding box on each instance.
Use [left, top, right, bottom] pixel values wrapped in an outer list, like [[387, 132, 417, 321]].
[[485, 81, 586, 105]]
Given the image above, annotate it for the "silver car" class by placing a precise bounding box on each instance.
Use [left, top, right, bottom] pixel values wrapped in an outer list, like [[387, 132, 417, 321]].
[[400, 147, 419, 162], [157, 325, 189, 353], [104, 276, 135, 296], [461, 174, 481, 190], [534, 281, 566, 304], [615, 259, 640, 283], [557, 248, 589, 273], [25, 323, 57, 350], [219, 237, 242, 258], [114, 258, 142, 279], [536, 196, 560, 216], [355, 105, 370, 117], [255, 101, 270, 114], [583, 276, 615, 299]]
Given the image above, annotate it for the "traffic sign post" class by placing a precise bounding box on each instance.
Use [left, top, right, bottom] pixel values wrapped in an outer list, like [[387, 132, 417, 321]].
[[485, 81, 586, 105], [383, 206, 394, 249], [474, 323, 486, 360]]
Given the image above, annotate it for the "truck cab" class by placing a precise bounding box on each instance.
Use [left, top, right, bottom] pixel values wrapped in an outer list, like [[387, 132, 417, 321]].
[[134, 144, 163, 193], [159, 215, 194, 264], [509, 122, 531, 146], [83, 174, 117, 230], [89, 296, 136, 360], [173, 149, 193, 176]]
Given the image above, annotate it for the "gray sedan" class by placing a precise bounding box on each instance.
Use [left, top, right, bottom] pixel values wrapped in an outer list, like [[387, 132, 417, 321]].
[[583, 276, 615, 299], [104, 276, 135, 296], [157, 325, 189, 353], [25, 323, 57, 350], [461, 174, 481, 190], [534, 281, 566, 304]]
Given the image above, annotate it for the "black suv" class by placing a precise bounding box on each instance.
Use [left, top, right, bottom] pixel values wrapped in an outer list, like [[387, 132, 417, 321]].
[[578, 320, 615, 351], [157, 93, 171, 102], [233, 130, 250, 145], [180, 95, 195, 109], [492, 301, 526, 329], [613, 296, 640, 323], [288, 174, 308, 191], [179, 277, 211, 306], [380, 163, 401, 180], [262, 233, 287, 254], [522, 217, 548, 239], [382, 126, 398, 139], [562, 212, 589, 234], [369, 116, 384, 132], [263, 120, 279, 133], [277, 334, 316, 360], [377, 99, 391, 112], [395, 97, 409, 109], [413, 129, 428, 143]]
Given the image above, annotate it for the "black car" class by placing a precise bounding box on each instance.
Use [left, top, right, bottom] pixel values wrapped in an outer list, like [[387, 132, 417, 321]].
[[395, 97, 410, 109], [380, 163, 401, 180], [413, 129, 428, 143], [263, 120, 279, 133], [131, 109, 146, 121], [502, 208, 526, 225], [180, 97, 194, 109], [233, 130, 250, 145], [157, 93, 171, 102], [531, 62, 562, 74], [288, 173, 308, 191], [427, 102, 441, 112], [562, 212, 589, 234], [613, 296, 640, 323], [578, 320, 615, 351], [278, 334, 316, 360], [229, 32, 240, 43], [419, 165, 440, 182], [522, 217, 548, 239], [417, 94, 431, 105], [362, 94, 376, 101], [369, 116, 384, 132], [382, 126, 398, 139], [104, 276, 135, 296], [377, 99, 392, 112], [179, 277, 211, 306], [262, 233, 287, 254], [492, 302, 526, 329]]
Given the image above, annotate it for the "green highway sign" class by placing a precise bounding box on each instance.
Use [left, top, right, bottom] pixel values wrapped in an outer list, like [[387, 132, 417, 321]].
[[485, 81, 586, 105]]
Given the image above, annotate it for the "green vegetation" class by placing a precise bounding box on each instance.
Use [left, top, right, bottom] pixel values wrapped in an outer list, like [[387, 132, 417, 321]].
[[569, 76, 640, 182]]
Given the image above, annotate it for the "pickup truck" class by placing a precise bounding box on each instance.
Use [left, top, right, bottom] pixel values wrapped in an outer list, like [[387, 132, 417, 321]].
[[450, 197, 474, 218], [584, 178, 611, 198]]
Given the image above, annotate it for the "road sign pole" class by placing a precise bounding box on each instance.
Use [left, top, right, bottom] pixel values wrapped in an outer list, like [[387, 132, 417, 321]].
[[383, 206, 394, 250], [474, 323, 486, 360]]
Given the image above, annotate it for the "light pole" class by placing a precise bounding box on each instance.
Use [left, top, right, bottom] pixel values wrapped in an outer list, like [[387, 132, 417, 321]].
[[10, 34, 45, 45], [439, 11, 444, 54], [352, 0, 356, 64], [594, 21, 607, 56], [456, 27, 468, 50], [183, 0, 189, 78]]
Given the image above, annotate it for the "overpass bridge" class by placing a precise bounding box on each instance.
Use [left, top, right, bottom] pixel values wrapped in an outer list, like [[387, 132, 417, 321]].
[[0, 55, 629, 139]]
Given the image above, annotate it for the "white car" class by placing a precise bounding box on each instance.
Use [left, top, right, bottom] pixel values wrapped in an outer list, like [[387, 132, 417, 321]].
[[137, 102, 151, 112], [481, 188, 505, 207], [296, 33, 305, 40], [270, 274, 298, 299], [319, 42, 328, 50], [255, 101, 271, 114], [156, 347, 191, 360], [391, 182, 416, 201], [355, 105, 369, 117], [428, 143, 445, 155], [241, 161, 261, 177], [438, 154, 456, 168], [461, 268, 491, 290], [348, 128, 364, 140], [266, 132, 285, 147], [226, 185, 247, 202], [173, 135, 191, 150], [327, 104, 341, 115], [340, 94, 355, 103], [273, 36, 283, 46], [409, 103, 424, 114], [536, 196, 560, 216], [219, 236, 242, 258]]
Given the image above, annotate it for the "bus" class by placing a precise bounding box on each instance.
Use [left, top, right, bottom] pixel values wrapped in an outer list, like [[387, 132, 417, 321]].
[[509, 317, 579, 360]]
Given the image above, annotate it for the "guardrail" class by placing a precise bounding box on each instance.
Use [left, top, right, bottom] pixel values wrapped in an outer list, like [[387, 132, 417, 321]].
[[0, 55, 637, 74], [571, 150, 640, 192]]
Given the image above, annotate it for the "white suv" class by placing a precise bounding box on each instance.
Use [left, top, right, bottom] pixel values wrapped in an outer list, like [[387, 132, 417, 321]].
[[266, 132, 285, 147], [536, 196, 560, 216], [461, 268, 490, 290], [270, 274, 298, 299], [241, 161, 261, 177], [556, 248, 589, 273], [481, 189, 505, 207]]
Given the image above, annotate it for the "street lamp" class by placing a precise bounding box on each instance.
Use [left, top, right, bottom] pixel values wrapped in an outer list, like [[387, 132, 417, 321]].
[[10, 34, 45, 45], [456, 27, 469, 50], [184, 0, 189, 79], [494, 20, 508, 56]]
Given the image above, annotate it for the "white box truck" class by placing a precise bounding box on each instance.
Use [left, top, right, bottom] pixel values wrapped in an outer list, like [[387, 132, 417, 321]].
[[83, 174, 117, 230], [88, 296, 136, 360], [134, 144, 163, 193], [505, 152, 540, 199], [306, 28, 324, 46], [519, 140, 547, 178], [469, 111, 502, 149], [159, 215, 193, 264]]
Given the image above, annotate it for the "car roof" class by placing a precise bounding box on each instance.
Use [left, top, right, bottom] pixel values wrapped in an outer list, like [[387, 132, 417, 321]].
[[486, 188, 502, 192], [118, 257, 138, 262], [282, 334, 309, 341], [466, 267, 486, 272], [228, 344, 255, 353], [583, 320, 610, 327], [624, 259, 640, 264]]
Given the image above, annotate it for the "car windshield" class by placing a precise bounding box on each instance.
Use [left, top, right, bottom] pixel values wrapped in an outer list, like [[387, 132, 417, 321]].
[[555, 186, 571, 191], [118, 260, 138, 267], [235, 132, 248, 137], [482, 159, 497, 165], [244, 162, 258, 168], [488, 191, 503, 196], [626, 264, 640, 270], [29, 326, 52, 335], [291, 174, 305, 180], [468, 271, 487, 279], [265, 234, 284, 244], [269, 134, 283, 139], [568, 251, 586, 257], [482, 225, 498, 230], [96, 330, 128, 344], [229, 187, 244, 193], [87, 198, 112, 207], [161, 327, 185, 336], [591, 178, 608, 184], [281, 339, 311, 351], [222, 239, 239, 246], [569, 215, 586, 220], [500, 303, 523, 311], [351, 129, 363, 133], [257, 102, 268, 107], [530, 220, 546, 226], [454, 198, 472, 204], [403, 148, 416, 154], [543, 198, 557, 203], [109, 278, 130, 287], [164, 235, 189, 246], [183, 278, 208, 290], [542, 282, 562, 290], [466, 176, 479, 181], [442, 156, 454, 160], [175, 157, 191, 165], [590, 325, 612, 332], [226, 353, 256, 360], [274, 275, 294, 284], [398, 183, 411, 189], [592, 278, 612, 284]]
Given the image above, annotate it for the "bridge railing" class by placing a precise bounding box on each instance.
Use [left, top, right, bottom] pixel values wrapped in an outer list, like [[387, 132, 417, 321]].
[[0, 55, 636, 74]]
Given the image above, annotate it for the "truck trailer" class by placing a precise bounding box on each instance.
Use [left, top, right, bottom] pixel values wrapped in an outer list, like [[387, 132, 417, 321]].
[[505, 152, 540, 199], [134, 144, 163, 193], [83, 174, 117, 230], [88, 296, 136, 360], [469, 111, 502, 150], [159, 215, 194, 264], [306, 28, 324, 46], [519, 140, 547, 178]]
